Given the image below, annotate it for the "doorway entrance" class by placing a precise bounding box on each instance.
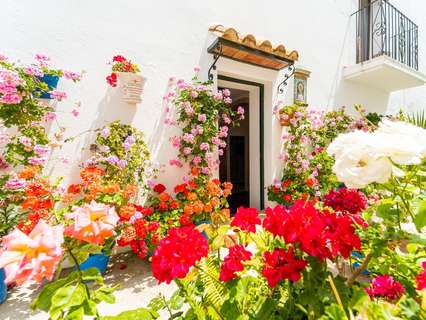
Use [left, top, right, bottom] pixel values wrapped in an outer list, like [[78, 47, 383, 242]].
[[218, 75, 264, 212]]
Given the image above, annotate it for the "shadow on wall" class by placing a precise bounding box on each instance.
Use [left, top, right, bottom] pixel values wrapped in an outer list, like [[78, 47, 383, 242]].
[[333, 78, 390, 115]]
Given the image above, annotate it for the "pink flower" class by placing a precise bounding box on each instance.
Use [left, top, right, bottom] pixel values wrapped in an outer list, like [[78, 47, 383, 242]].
[[365, 275, 405, 301], [63, 71, 81, 81], [0, 54, 7, 61], [212, 136, 221, 146], [0, 93, 22, 104], [5, 176, 26, 190], [71, 109, 79, 117], [224, 97, 232, 104], [101, 127, 110, 138], [117, 159, 128, 168], [65, 201, 119, 245], [201, 167, 210, 174], [214, 91, 223, 100], [190, 91, 198, 98], [193, 66, 201, 73], [44, 112, 57, 121], [237, 106, 245, 115], [28, 156, 47, 166], [50, 90, 67, 101], [33, 144, 50, 156], [183, 133, 195, 144], [19, 136, 32, 147], [23, 66, 43, 77], [415, 262, 426, 291], [192, 156, 202, 165], [183, 147, 192, 155], [34, 53, 50, 63], [60, 155, 70, 164], [198, 114, 207, 122], [0, 220, 64, 285], [222, 89, 231, 97], [170, 136, 181, 148], [170, 159, 183, 168], [222, 114, 231, 124], [218, 149, 224, 156], [200, 142, 209, 151]]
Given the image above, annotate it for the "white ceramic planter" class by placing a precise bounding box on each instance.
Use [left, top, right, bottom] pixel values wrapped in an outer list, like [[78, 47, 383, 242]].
[[116, 72, 146, 104]]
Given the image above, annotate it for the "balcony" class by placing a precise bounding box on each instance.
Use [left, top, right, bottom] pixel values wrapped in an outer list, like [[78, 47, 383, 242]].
[[344, 0, 426, 92]]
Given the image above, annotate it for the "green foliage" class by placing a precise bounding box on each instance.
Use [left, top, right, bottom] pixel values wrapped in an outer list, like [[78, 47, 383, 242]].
[[407, 110, 426, 129]]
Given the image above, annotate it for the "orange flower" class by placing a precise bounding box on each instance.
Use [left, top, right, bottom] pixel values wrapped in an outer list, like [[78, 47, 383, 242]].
[[119, 204, 136, 221], [191, 167, 200, 176], [158, 192, 170, 202], [183, 204, 194, 216], [67, 184, 83, 194], [124, 184, 137, 199], [212, 178, 220, 185], [193, 201, 204, 214], [18, 166, 40, 180], [207, 182, 221, 197], [186, 192, 197, 201], [22, 197, 53, 210], [203, 203, 212, 213], [62, 193, 75, 203], [102, 183, 120, 194], [80, 167, 105, 184], [223, 182, 233, 191], [25, 181, 50, 197]]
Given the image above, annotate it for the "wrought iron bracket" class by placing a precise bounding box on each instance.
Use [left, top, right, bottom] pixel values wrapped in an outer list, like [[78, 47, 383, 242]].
[[207, 40, 223, 81], [277, 62, 295, 94]]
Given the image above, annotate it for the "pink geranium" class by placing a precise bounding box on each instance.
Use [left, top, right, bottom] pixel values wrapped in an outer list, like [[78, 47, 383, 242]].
[[65, 201, 119, 245], [0, 220, 64, 285]]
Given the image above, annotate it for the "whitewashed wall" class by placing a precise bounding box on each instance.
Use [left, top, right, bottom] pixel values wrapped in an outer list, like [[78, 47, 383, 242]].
[[2, 0, 425, 195]]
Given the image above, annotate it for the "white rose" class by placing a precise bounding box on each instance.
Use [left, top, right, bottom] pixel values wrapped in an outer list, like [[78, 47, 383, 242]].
[[372, 120, 425, 164], [328, 131, 393, 188]]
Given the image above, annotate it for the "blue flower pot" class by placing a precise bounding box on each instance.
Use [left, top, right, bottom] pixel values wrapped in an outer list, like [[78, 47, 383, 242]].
[[0, 268, 7, 304], [80, 253, 110, 275], [351, 251, 369, 275], [35, 74, 59, 99], [195, 221, 211, 240]]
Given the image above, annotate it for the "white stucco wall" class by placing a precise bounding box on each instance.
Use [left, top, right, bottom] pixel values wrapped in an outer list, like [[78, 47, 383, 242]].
[[2, 0, 425, 196]]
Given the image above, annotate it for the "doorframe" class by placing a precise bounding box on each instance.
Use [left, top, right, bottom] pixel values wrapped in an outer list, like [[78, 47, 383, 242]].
[[218, 75, 265, 209]]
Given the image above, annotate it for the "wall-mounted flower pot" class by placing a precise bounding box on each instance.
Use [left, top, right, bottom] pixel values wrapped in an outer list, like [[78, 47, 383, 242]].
[[116, 72, 146, 104], [0, 268, 7, 304], [35, 74, 60, 99], [80, 253, 110, 275]]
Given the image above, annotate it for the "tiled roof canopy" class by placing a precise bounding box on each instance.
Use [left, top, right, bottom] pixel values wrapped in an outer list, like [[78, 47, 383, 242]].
[[208, 25, 299, 70]]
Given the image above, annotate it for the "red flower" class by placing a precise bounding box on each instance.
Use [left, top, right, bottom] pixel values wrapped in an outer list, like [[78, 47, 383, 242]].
[[174, 183, 187, 194], [283, 194, 292, 202], [153, 184, 166, 194], [262, 247, 307, 288], [67, 184, 83, 194], [324, 188, 367, 216], [106, 72, 117, 87], [151, 226, 208, 284], [305, 178, 315, 188], [219, 245, 252, 282], [282, 180, 292, 188], [140, 206, 154, 216], [179, 214, 192, 226], [415, 262, 426, 291], [130, 239, 148, 259], [148, 221, 160, 232], [158, 201, 168, 211], [134, 219, 148, 238], [112, 55, 127, 63], [263, 201, 363, 260], [365, 275, 405, 301], [169, 201, 179, 210], [230, 207, 260, 233]]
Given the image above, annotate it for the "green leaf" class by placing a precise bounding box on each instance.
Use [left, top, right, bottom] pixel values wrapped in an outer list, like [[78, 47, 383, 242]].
[[169, 291, 185, 310], [94, 286, 118, 304], [147, 296, 166, 312], [319, 304, 347, 320], [101, 308, 159, 320], [414, 200, 426, 230], [50, 283, 87, 315], [82, 267, 104, 283], [254, 297, 276, 319], [31, 271, 79, 311], [65, 306, 84, 320]]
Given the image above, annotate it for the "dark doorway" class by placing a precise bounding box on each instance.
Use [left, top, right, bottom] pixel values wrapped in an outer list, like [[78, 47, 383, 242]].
[[219, 88, 250, 213], [357, 0, 371, 63]]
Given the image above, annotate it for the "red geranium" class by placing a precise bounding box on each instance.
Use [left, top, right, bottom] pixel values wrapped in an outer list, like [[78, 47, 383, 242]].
[[153, 183, 166, 194], [112, 55, 127, 63], [219, 245, 252, 282], [158, 201, 168, 211], [415, 262, 426, 291], [134, 219, 148, 238], [365, 275, 405, 301], [262, 247, 307, 288], [324, 188, 367, 216], [130, 239, 148, 259], [179, 214, 192, 226], [151, 226, 208, 284], [263, 201, 363, 261], [230, 207, 260, 233], [106, 72, 117, 87], [148, 221, 160, 232], [174, 183, 187, 194]]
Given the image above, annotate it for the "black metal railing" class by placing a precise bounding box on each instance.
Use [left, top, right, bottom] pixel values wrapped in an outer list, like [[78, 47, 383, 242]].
[[353, 0, 418, 70]]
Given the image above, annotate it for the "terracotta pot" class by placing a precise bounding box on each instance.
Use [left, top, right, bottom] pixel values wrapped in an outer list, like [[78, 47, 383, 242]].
[[116, 72, 146, 104]]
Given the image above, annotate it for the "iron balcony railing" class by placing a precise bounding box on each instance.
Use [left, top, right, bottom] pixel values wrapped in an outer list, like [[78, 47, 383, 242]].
[[353, 0, 418, 70]]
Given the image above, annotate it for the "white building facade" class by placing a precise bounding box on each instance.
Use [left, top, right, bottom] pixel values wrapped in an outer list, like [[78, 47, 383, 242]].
[[2, 0, 426, 208]]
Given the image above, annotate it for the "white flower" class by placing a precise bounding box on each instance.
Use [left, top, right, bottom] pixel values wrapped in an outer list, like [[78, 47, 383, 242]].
[[374, 120, 426, 163], [328, 131, 393, 188]]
